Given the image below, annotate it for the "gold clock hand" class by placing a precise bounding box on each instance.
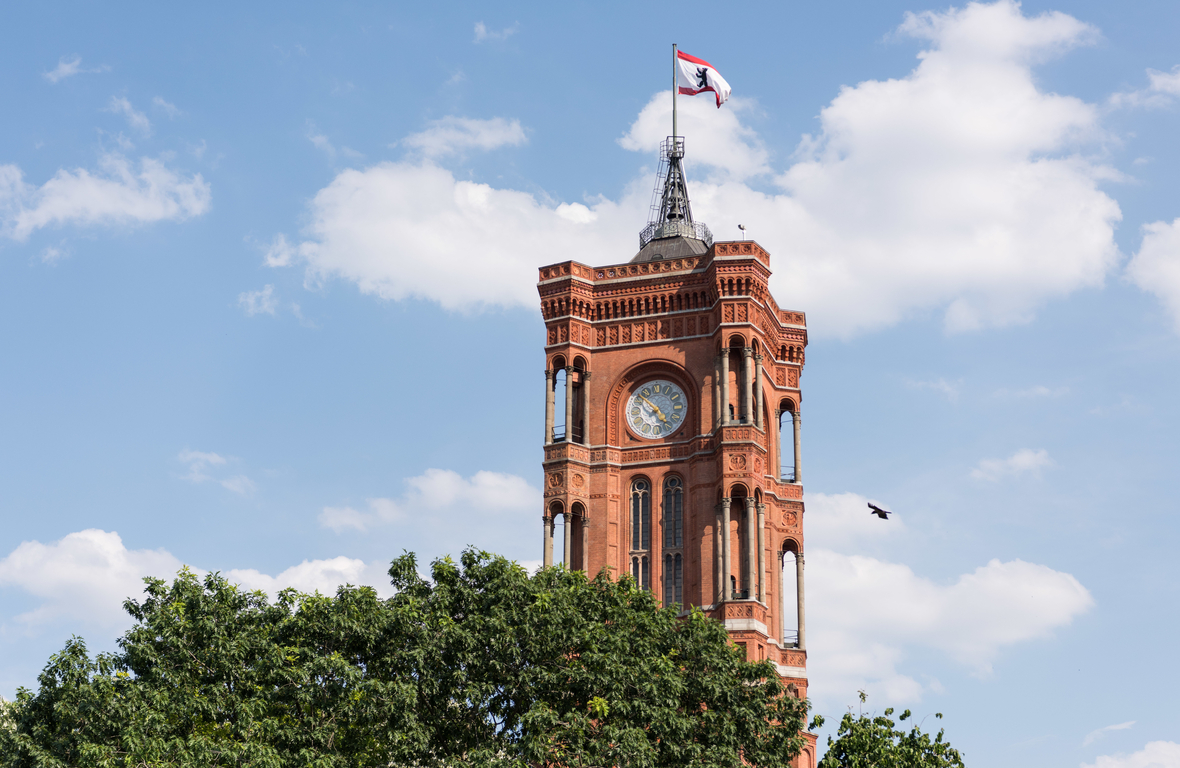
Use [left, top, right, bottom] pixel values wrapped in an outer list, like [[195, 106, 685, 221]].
[[639, 396, 670, 424]]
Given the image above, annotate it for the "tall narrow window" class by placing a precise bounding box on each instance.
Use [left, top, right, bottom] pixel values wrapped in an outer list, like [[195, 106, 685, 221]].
[[664, 554, 674, 606], [663, 476, 683, 549], [630, 478, 651, 590], [674, 553, 682, 604], [662, 476, 683, 607], [663, 553, 683, 606]]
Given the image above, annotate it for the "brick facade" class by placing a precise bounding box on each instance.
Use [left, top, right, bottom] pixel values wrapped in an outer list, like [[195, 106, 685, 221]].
[[538, 239, 816, 767]]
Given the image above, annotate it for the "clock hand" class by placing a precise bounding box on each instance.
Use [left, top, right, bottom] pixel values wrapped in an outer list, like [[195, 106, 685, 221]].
[[639, 396, 670, 424]]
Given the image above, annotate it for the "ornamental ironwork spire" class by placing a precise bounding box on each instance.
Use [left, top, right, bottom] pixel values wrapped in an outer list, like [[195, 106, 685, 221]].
[[638, 136, 713, 250], [635, 43, 714, 257]]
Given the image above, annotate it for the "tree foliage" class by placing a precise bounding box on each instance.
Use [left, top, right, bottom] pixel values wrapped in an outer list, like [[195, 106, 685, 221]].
[[817, 692, 964, 768], [0, 550, 809, 768]]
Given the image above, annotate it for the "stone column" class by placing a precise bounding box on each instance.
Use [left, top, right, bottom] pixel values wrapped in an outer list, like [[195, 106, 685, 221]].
[[713, 355, 722, 428], [721, 498, 732, 601], [776, 548, 785, 644], [745, 496, 756, 598], [793, 409, 803, 484], [773, 409, 782, 479], [720, 352, 730, 426], [796, 553, 806, 650], [564, 366, 575, 443], [563, 512, 572, 566], [757, 503, 766, 602], [579, 371, 590, 445], [582, 511, 589, 572], [543, 516, 553, 567], [715, 505, 724, 604], [741, 347, 753, 423], [754, 354, 764, 430], [544, 369, 555, 445]]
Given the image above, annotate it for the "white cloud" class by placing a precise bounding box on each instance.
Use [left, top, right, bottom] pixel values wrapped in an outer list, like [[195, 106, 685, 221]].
[[1147, 66, 1180, 96], [0, 530, 395, 632], [993, 384, 1069, 398], [0, 154, 210, 241], [1110, 65, 1180, 109], [473, 21, 518, 43], [402, 116, 527, 158], [178, 449, 226, 480], [177, 449, 255, 495], [227, 557, 392, 598], [619, 95, 769, 182], [276, 1, 1119, 338], [276, 160, 637, 310], [152, 96, 181, 118], [1084, 721, 1136, 747], [263, 233, 295, 267], [0, 530, 182, 628], [44, 55, 83, 83], [970, 447, 1053, 481], [40, 245, 67, 263], [756, 0, 1117, 335], [309, 133, 334, 156], [43, 56, 107, 83], [905, 377, 962, 402], [1127, 218, 1180, 334], [804, 492, 907, 551], [809, 549, 1093, 702], [319, 468, 539, 533], [1083, 742, 1180, 768], [306, 121, 339, 158], [107, 97, 152, 136], [239, 284, 278, 316]]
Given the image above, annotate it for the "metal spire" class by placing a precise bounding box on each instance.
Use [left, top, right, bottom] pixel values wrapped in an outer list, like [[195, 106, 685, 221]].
[[639, 137, 713, 249], [636, 44, 713, 251]]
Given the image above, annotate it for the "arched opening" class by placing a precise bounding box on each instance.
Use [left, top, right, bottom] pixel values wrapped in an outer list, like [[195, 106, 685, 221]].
[[727, 337, 746, 425], [730, 484, 750, 600], [780, 539, 804, 649], [779, 399, 799, 483], [553, 367, 567, 442], [571, 357, 588, 444], [543, 500, 565, 568], [570, 501, 587, 571]]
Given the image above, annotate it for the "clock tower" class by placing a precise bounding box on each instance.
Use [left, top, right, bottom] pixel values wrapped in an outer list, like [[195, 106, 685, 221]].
[[538, 136, 814, 766]]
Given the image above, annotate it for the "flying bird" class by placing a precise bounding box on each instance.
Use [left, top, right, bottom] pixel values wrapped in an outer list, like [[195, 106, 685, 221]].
[[868, 503, 892, 520]]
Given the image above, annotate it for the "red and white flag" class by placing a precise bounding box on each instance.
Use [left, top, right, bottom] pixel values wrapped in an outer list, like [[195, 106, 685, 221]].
[[676, 50, 731, 108]]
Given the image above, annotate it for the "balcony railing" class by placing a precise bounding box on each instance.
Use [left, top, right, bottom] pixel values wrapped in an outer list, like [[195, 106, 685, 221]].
[[551, 427, 584, 444]]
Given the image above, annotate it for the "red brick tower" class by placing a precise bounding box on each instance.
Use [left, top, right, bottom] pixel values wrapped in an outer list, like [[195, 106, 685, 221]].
[[538, 137, 815, 766]]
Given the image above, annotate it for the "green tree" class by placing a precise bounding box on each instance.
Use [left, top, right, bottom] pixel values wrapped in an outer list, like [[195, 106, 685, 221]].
[[817, 691, 965, 768], [1, 550, 810, 768]]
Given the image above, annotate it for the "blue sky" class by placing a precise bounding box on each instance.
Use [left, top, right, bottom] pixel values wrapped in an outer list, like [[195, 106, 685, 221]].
[[1, 1, 1179, 766]]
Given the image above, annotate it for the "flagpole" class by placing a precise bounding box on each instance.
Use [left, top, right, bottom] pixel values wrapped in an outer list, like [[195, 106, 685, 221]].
[[672, 43, 678, 141]]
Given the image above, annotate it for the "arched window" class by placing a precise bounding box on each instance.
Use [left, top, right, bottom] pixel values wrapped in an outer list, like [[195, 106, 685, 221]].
[[662, 476, 684, 608], [663, 476, 683, 550], [630, 478, 651, 590]]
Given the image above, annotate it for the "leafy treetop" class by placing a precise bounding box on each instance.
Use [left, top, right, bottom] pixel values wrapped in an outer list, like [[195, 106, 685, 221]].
[[1, 549, 810, 768]]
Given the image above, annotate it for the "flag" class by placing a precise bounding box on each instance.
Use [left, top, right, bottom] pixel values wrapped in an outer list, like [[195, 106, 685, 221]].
[[676, 50, 731, 108]]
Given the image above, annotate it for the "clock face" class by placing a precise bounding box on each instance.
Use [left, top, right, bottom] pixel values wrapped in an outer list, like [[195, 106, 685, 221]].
[[626, 379, 687, 439]]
